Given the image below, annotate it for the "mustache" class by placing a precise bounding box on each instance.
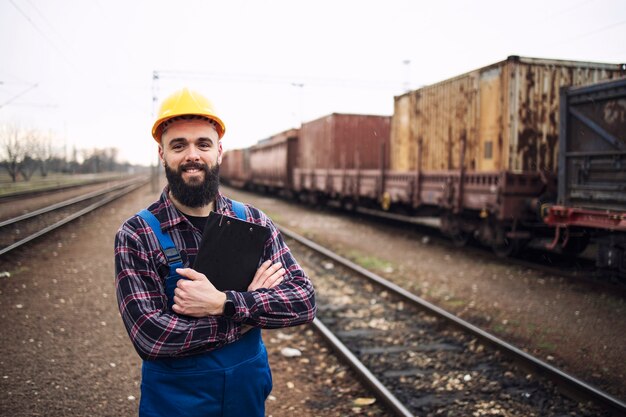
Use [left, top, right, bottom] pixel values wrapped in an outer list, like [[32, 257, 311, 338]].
[[179, 162, 208, 172]]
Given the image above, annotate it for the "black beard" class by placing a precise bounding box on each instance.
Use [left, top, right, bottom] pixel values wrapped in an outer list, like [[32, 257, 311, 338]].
[[165, 161, 220, 208]]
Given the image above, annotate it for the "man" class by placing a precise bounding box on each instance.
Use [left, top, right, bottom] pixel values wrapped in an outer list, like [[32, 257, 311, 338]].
[[115, 88, 316, 417]]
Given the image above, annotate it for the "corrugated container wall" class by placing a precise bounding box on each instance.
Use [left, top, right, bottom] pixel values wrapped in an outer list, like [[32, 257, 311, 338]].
[[221, 148, 249, 183], [390, 56, 625, 173], [249, 128, 299, 188], [299, 113, 391, 170]]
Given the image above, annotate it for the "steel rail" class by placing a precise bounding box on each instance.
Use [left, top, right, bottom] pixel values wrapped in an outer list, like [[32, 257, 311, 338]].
[[0, 176, 147, 228], [0, 179, 148, 257], [279, 225, 626, 416], [312, 318, 414, 417], [0, 174, 130, 202]]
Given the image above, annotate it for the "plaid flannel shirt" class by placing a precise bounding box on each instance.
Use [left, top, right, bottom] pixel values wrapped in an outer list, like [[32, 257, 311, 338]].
[[115, 187, 316, 360]]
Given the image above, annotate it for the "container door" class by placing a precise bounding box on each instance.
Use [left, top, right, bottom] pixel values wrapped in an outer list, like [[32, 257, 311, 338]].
[[478, 68, 502, 171]]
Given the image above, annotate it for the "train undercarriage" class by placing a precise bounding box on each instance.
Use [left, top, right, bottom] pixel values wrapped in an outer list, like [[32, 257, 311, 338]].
[[282, 167, 624, 278]]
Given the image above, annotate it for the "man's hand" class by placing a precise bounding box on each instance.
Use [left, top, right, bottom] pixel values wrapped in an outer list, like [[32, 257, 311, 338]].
[[248, 260, 285, 291], [172, 268, 226, 317]]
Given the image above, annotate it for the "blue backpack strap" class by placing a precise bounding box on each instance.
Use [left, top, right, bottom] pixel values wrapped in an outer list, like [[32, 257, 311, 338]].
[[136, 202, 246, 310], [231, 199, 246, 221], [137, 209, 183, 309]]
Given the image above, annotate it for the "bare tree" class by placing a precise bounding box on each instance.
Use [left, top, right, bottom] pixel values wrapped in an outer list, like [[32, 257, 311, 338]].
[[0, 123, 27, 182], [36, 132, 57, 177], [104, 147, 119, 171], [18, 129, 40, 181], [80, 147, 121, 173], [1, 124, 124, 180]]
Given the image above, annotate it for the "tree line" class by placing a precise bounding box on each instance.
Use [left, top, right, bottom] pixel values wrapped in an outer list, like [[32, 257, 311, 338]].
[[0, 123, 135, 182]]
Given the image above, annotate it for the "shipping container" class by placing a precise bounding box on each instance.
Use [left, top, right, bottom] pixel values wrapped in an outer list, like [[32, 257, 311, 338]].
[[298, 113, 391, 170], [390, 56, 625, 174], [249, 128, 299, 190]]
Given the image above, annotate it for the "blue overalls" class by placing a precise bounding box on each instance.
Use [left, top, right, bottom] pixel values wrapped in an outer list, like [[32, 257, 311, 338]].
[[137, 202, 272, 417]]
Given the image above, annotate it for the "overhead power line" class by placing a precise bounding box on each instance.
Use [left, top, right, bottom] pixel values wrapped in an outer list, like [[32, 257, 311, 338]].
[[0, 83, 39, 110], [9, 0, 76, 69], [24, 0, 74, 50], [155, 70, 403, 91], [553, 19, 626, 46], [571, 19, 626, 40], [539, 0, 597, 22], [6, 102, 59, 109]]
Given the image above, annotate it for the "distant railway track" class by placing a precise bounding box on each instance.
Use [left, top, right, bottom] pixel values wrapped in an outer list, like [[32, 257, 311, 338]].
[[280, 226, 626, 416], [0, 174, 132, 202], [0, 176, 149, 256]]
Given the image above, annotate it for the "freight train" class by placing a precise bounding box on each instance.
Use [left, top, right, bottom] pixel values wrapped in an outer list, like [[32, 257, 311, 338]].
[[220, 56, 626, 275]]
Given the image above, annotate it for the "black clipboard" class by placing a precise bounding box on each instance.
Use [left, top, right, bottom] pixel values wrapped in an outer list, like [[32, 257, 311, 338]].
[[193, 212, 271, 291]]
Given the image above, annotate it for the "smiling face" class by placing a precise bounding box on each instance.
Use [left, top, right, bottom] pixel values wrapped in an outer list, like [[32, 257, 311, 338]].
[[159, 118, 223, 209], [160, 119, 222, 178]]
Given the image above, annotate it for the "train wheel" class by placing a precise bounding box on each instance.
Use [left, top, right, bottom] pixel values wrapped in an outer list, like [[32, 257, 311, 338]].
[[451, 230, 471, 248], [341, 198, 357, 212], [491, 237, 520, 258], [489, 225, 526, 258], [441, 213, 471, 247]]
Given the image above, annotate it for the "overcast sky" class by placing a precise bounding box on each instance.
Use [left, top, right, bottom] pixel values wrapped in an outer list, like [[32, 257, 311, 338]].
[[1, 0, 625, 166]]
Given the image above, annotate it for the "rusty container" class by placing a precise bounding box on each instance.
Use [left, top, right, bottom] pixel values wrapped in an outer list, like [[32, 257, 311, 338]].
[[390, 56, 625, 173], [298, 113, 391, 170], [249, 128, 299, 190], [220, 148, 250, 187]]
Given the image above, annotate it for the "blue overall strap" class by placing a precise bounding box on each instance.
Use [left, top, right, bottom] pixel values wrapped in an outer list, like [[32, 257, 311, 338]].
[[137, 209, 183, 309], [231, 199, 246, 221]]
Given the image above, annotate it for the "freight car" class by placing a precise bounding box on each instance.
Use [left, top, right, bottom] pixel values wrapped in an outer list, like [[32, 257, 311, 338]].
[[384, 56, 625, 255], [544, 77, 626, 274], [221, 56, 625, 267], [293, 113, 391, 206], [220, 148, 249, 188], [248, 128, 299, 195]]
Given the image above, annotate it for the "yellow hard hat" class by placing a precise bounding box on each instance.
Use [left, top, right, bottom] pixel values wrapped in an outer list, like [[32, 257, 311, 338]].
[[152, 88, 226, 142]]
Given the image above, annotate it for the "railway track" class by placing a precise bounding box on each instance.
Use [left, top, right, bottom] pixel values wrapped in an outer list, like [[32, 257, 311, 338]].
[[279, 226, 626, 416], [0, 176, 149, 256], [346, 205, 622, 290]]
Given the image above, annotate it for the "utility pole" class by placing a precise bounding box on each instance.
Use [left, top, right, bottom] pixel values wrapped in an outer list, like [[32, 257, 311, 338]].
[[151, 71, 160, 193], [402, 60, 411, 93], [291, 82, 304, 127], [152, 71, 160, 117]]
